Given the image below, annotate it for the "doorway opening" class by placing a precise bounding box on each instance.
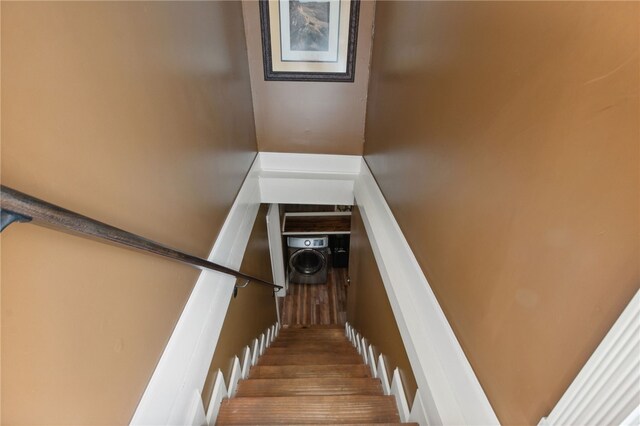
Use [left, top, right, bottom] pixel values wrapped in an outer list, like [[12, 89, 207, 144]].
[[271, 203, 352, 326]]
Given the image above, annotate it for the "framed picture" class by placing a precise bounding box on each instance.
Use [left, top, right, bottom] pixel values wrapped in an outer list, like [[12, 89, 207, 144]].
[[259, 0, 360, 82]]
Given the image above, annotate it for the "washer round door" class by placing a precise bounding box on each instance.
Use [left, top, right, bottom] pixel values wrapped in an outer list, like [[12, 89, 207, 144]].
[[289, 249, 326, 275]]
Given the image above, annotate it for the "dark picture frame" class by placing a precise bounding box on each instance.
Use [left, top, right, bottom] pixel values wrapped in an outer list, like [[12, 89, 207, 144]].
[[259, 0, 360, 82]]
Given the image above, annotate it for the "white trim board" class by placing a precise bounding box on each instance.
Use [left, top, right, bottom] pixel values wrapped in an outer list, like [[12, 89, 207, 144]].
[[256, 152, 361, 206], [266, 203, 286, 297], [130, 160, 263, 426], [539, 290, 639, 426]]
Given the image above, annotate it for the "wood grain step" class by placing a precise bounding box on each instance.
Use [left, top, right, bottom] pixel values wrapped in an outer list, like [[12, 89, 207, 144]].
[[273, 337, 351, 345], [283, 325, 344, 330], [273, 339, 351, 346], [248, 364, 371, 379], [279, 326, 346, 336], [278, 328, 346, 335], [275, 333, 348, 339], [258, 353, 363, 366], [270, 341, 356, 350], [235, 378, 383, 397], [216, 395, 400, 424], [263, 347, 359, 356]]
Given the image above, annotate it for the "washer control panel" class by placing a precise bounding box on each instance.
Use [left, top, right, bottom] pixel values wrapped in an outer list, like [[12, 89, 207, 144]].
[[287, 235, 329, 249]]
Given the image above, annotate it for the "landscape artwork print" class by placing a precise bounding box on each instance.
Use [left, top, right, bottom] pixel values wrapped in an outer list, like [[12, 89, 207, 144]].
[[288, 1, 330, 52], [260, 0, 360, 82]]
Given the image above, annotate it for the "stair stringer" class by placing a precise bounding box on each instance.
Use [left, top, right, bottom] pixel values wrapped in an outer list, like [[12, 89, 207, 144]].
[[196, 322, 281, 426], [345, 322, 415, 423]]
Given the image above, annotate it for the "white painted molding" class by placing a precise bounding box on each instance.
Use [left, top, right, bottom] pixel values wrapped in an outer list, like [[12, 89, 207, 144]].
[[392, 368, 411, 422], [377, 354, 391, 396], [360, 336, 369, 364], [265, 328, 272, 348], [240, 346, 251, 380], [187, 390, 206, 426], [257, 152, 362, 174], [266, 203, 286, 297], [354, 160, 500, 425], [259, 333, 266, 356], [250, 338, 259, 366], [621, 405, 640, 426], [367, 345, 378, 378], [539, 290, 640, 426], [255, 152, 360, 206], [205, 371, 227, 426], [226, 357, 242, 397], [409, 389, 431, 425], [130, 160, 263, 426]]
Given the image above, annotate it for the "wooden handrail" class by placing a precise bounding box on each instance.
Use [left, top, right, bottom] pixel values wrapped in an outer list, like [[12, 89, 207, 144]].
[[0, 185, 282, 291]]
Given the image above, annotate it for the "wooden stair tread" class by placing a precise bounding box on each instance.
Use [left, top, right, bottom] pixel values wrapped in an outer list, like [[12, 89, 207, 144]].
[[235, 378, 383, 397], [283, 325, 344, 329], [258, 353, 363, 365], [278, 330, 347, 336], [275, 334, 349, 340], [269, 341, 356, 349], [264, 346, 359, 356], [216, 395, 401, 424], [277, 330, 347, 336], [272, 339, 351, 346], [249, 364, 371, 379]]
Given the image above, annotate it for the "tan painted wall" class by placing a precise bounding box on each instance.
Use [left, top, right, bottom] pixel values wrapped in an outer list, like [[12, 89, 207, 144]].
[[347, 207, 418, 407], [364, 2, 639, 424], [1, 2, 257, 424], [202, 204, 277, 410], [241, 0, 375, 155]]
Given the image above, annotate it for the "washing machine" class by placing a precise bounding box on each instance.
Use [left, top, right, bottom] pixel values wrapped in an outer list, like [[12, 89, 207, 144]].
[[287, 235, 329, 285]]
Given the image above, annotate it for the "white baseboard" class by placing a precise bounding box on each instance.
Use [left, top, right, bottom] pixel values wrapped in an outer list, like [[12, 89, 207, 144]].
[[240, 346, 251, 380], [409, 389, 431, 425], [226, 357, 242, 397], [392, 368, 411, 422], [130, 159, 262, 426], [187, 390, 206, 426], [205, 372, 227, 426], [539, 290, 639, 426]]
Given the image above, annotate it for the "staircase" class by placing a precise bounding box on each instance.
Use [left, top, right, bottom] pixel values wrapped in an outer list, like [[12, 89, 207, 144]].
[[216, 325, 416, 425]]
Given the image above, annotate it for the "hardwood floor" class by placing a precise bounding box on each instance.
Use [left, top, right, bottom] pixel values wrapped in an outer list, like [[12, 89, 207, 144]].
[[279, 265, 348, 326]]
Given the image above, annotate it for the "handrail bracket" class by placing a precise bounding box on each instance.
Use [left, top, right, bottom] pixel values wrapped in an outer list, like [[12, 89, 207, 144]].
[[233, 279, 251, 298], [0, 210, 32, 232]]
